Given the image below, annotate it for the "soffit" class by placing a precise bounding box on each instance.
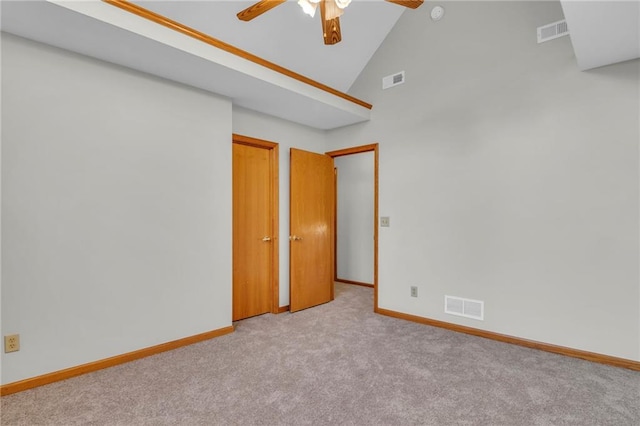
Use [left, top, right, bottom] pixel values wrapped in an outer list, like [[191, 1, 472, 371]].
[[2, 0, 407, 130]]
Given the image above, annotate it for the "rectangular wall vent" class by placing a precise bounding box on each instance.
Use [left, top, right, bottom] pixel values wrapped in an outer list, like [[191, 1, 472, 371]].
[[382, 71, 405, 89], [537, 19, 569, 43], [445, 295, 484, 321]]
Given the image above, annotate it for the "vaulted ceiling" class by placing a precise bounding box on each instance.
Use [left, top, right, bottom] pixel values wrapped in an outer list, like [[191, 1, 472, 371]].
[[1, 1, 638, 130], [131, 1, 406, 92]]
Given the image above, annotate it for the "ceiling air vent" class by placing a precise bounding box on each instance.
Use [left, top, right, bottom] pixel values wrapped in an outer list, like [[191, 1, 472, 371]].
[[537, 19, 569, 43], [445, 295, 484, 321], [382, 71, 405, 90]]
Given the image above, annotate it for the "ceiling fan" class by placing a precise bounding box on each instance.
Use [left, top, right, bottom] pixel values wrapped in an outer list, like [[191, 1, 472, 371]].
[[237, 0, 424, 45]]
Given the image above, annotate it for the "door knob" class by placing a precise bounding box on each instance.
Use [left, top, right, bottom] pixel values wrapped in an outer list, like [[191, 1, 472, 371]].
[[289, 235, 303, 241], [262, 236, 272, 242]]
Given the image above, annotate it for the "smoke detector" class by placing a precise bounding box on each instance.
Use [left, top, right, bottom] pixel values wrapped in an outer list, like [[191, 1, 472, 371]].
[[430, 6, 444, 21]]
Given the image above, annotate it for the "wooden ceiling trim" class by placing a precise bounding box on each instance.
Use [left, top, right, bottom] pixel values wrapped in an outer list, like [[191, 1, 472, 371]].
[[102, 0, 373, 110]]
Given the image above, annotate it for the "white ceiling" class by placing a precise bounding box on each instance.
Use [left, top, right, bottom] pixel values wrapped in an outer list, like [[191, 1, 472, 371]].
[[131, 1, 406, 93], [1, 1, 639, 129], [560, 0, 640, 71]]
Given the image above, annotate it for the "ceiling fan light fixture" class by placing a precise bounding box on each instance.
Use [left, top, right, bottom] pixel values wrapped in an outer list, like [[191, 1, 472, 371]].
[[324, 0, 345, 20], [237, 0, 423, 46], [298, 0, 317, 17]]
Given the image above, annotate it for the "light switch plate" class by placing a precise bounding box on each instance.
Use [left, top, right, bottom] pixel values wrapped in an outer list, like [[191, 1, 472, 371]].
[[380, 216, 390, 227]]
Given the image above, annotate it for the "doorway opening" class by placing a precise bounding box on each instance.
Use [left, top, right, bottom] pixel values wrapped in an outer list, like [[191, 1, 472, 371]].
[[326, 144, 379, 311]]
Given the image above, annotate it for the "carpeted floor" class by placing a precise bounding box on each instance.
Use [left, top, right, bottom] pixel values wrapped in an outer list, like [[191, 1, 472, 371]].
[[2, 283, 639, 425]]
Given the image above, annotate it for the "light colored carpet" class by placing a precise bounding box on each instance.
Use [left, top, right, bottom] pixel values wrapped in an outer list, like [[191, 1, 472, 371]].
[[2, 283, 639, 425]]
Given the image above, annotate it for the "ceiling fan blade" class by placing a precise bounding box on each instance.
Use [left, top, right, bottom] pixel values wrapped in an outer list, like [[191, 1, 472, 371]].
[[237, 0, 287, 21], [320, 0, 342, 45], [384, 0, 424, 9]]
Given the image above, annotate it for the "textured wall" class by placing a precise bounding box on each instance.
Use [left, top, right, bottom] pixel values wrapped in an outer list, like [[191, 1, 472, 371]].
[[1, 34, 233, 384], [327, 1, 640, 360]]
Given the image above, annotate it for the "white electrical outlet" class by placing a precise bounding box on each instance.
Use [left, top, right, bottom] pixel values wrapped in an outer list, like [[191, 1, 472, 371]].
[[410, 286, 418, 297]]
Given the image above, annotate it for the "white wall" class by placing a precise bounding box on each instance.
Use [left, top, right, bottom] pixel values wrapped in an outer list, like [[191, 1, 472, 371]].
[[2, 0, 639, 387], [232, 106, 327, 307], [327, 1, 640, 360], [335, 153, 375, 284], [1, 34, 233, 384]]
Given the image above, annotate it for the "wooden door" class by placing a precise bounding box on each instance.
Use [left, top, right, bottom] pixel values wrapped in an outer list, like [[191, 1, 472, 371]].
[[290, 148, 335, 312], [233, 142, 273, 321]]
